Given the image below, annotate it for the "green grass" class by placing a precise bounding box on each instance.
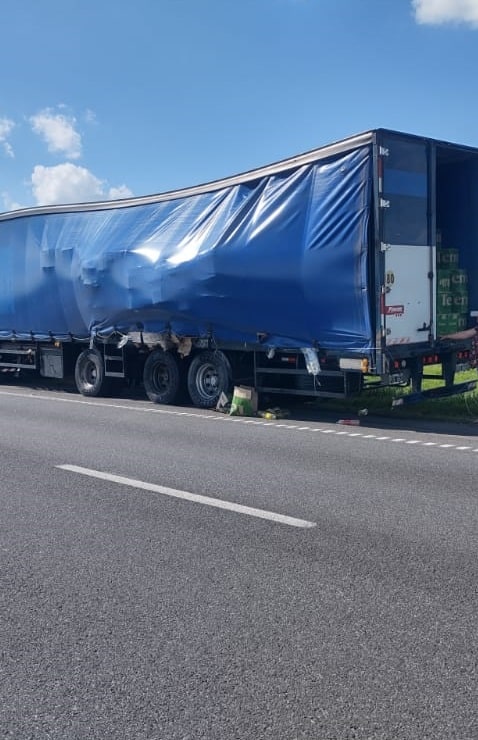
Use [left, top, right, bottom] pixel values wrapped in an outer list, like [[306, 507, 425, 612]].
[[312, 366, 478, 423]]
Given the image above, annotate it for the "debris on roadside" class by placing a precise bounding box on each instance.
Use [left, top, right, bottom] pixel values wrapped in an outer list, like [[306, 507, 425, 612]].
[[258, 407, 290, 420], [215, 391, 232, 413], [229, 386, 259, 416], [216, 388, 291, 420]]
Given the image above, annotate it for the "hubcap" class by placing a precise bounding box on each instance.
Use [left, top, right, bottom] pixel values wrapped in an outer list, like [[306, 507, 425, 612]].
[[153, 364, 169, 392], [84, 361, 97, 387], [196, 363, 219, 398]]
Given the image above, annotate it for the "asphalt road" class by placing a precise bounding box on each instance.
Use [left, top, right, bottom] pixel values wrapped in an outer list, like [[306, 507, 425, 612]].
[[1, 382, 478, 740]]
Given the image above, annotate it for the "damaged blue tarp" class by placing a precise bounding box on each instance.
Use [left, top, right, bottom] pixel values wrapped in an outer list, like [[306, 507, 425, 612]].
[[0, 143, 373, 353]]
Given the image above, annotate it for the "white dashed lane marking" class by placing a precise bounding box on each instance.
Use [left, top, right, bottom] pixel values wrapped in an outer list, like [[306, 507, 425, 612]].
[[57, 464, 317, 529], [1, 389, 478, 455]]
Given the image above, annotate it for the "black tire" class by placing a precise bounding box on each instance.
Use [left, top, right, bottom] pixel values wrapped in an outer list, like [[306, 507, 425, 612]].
[[143, 349, 181, 405], [75, 348, 114, 397], [187, 350, 232, 408]]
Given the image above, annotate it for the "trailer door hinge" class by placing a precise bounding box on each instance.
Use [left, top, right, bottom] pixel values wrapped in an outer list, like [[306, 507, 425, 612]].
[[380, 198, 390, 209], [379, 147, 389, 157], [380, 242, 391, 252]]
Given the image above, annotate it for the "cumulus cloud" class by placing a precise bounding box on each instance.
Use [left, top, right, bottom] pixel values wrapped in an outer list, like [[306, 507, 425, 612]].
[[31, 163, 105, 204], [30, 162, 133, 206], [30, 108, 82, 159], [413, 0, 478, 26], [0, 116, 15, 158], [108, 184, 134, 199]]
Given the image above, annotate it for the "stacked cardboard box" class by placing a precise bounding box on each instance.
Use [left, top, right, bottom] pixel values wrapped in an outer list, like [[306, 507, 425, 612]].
[[436, 247, 469, 335]]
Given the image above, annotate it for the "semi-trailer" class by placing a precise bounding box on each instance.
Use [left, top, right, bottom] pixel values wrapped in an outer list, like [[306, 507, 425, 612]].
[[1, 128, 477, 407]]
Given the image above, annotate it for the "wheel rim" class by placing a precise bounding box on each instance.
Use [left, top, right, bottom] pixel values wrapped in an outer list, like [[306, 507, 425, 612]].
[[83, 360, 98, 389], [152, 363, 170, 393], [196, 363, 219, 400]]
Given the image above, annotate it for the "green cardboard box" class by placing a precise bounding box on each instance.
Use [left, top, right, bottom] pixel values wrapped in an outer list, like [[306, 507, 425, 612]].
[[450, 269, 468, 292], [437, 313, 467, 335], [436, 270, 451, 292], [437, 248, 459, 267], [437, 292, 469, 313]]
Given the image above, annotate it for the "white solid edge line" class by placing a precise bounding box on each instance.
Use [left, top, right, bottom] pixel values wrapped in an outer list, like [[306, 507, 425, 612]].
[[57, 465, 317, 529]]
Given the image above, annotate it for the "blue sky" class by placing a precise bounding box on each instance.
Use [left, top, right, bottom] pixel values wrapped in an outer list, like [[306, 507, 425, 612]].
[[1, 0, 478, 211]]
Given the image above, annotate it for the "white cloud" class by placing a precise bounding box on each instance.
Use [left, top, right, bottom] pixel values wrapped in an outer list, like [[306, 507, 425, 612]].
[[30, 162, 133, 206], [30, 108, 82, 159], [0, 116, 15, 158], [31, 163, 105, 204], [413, 0, 478, 26], [108, 184, 133, 199]]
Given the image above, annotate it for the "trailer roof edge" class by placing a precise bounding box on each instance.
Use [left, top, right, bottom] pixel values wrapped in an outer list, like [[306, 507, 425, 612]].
[[0, 130, 375, 221]]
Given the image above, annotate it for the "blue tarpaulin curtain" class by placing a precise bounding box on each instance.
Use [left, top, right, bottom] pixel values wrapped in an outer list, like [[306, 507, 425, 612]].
[[0, 144, 373, 352]]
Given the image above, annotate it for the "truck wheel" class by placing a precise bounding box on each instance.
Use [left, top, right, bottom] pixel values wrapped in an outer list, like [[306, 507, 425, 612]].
[[187, 351, 232, 408], [75, 348, 113, 397], [143, 349, 181, 404]]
